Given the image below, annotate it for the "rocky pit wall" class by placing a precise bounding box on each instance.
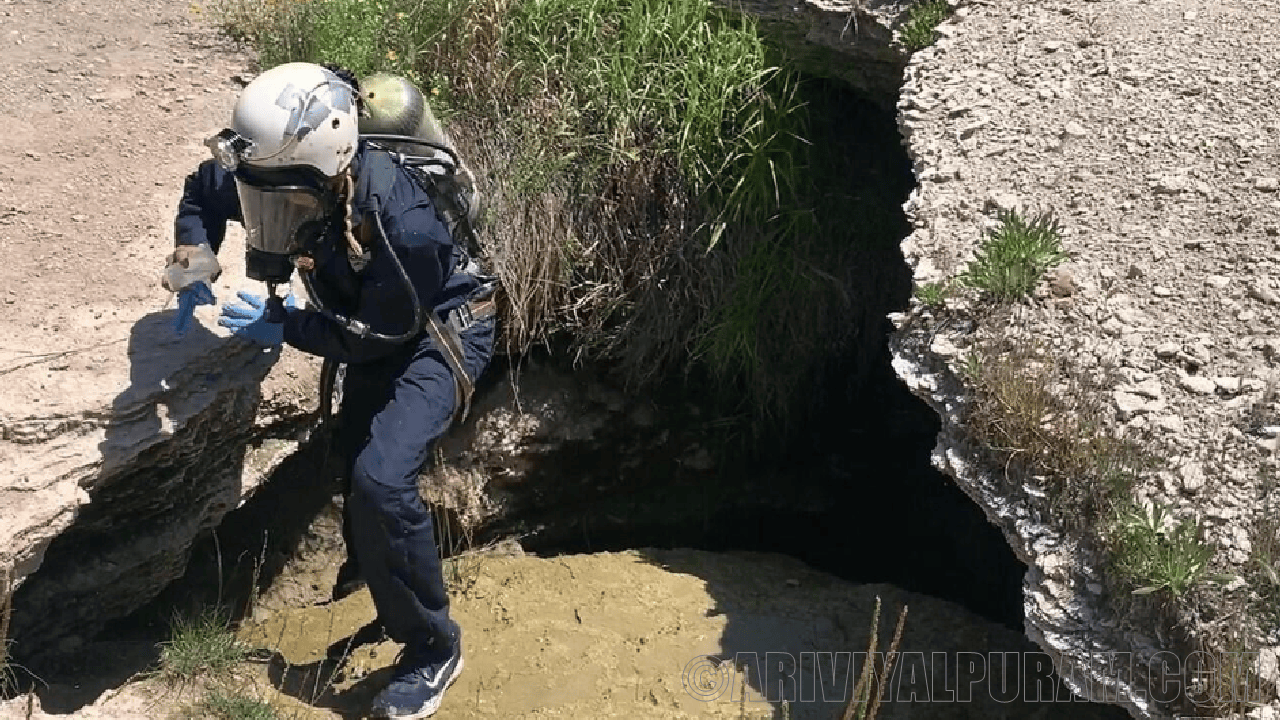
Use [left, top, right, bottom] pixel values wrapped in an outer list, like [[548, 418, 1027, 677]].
[[711, 0, 914, 105], [1, 229, 323, 655], [891, 0, 1280, 718]]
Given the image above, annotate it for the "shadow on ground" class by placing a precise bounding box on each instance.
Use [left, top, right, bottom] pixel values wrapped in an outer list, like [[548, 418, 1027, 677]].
[[640, 548, 1133, 720]]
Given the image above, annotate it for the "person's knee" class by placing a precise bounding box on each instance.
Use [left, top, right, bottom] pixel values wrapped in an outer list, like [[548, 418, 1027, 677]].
[[350, 455, 429, 533], [352, 456, 399, 506]]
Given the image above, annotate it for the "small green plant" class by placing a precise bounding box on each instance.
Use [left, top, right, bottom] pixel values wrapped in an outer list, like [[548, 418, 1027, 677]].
[[1111, 502, 1215, 597], [1249, 514, 1280, 632], [962, 210, 1068, 302], [159, 608, 249, 683], [914, 280, 952, 309], [899, 0, 952, 51], [190, 690, 278, 720]]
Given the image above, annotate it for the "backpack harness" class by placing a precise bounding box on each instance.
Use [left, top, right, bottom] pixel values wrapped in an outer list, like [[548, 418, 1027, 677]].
[[317, 136, 498, 428]]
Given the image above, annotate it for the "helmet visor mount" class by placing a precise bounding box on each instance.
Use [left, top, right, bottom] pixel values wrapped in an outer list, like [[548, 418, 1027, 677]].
[[205, 129, 255, 173]]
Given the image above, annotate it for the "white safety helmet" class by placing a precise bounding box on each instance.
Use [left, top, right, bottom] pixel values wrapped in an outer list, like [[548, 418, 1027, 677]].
[[208, 62, 360, 177], [203, 63, 361, 281]]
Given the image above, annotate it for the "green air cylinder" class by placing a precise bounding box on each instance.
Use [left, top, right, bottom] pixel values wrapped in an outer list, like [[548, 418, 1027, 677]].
[[359, 74, 453, 154], [359, 73, 482, 229]]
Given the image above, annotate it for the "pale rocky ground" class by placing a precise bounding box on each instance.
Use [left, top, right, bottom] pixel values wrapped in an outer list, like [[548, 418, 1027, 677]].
[[892, 0, 1280, 717], [0, 0, 258, 416]]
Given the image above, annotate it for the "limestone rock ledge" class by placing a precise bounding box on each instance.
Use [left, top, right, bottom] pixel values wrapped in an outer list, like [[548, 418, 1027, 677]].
[[890, 329, 1159, 718], [889, 6, 1163, 720], [889, 0, 1280, 714], [711, 0, 914, 106], [1, 300, 320, 658]]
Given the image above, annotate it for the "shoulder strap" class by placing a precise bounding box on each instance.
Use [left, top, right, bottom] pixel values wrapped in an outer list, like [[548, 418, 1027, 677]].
[[358, 140, 498, 286], [392, 158, 486, 270], [350, 146, 399, 220]]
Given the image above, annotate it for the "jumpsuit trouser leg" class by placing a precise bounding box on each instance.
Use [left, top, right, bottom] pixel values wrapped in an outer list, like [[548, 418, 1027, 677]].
[[335, 316, 495, 655]]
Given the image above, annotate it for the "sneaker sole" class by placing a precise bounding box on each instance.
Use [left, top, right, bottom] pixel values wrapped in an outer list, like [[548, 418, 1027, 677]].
[[379, 656, 465, 720]]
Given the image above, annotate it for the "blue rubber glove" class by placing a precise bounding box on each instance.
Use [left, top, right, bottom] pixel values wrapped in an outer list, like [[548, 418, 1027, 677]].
[[218, 291, 297, 347], [174, 281, 216, 336]]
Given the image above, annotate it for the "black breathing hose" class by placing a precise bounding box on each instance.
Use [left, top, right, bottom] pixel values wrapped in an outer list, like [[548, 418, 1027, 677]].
[[298, 205, 426, 345], [319, 357, 338, 420], [308, 204, 428, 423], [359, 134, 460, 170], [305, 145, 455, 421]]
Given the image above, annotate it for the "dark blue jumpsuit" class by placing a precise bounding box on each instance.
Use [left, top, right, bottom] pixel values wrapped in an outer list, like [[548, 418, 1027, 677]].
[[175, 145, 492, 655]]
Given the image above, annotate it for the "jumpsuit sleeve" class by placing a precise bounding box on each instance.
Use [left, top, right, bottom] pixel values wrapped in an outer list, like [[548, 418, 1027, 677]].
[[174, 159, 242, 252], [283, 203, 447, 364]]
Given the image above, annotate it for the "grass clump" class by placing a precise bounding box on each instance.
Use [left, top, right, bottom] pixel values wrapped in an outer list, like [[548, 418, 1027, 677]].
[[1249, 513, 1280, 631], [840, 597, 907, 720], [962, 210, 1068, 302], [1110, 502, 1216, 597], [159, 608, 249, 683], [959, 337, 1233, 601], [1182, 634, 1276, 717], [964, 339, 1149, 523], [966, 335, 1223, 602], [189, 690, 278, 720], [899, 0, 952, 51]]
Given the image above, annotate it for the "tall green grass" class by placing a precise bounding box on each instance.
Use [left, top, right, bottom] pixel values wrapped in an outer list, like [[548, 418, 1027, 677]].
[[503, 0, 803, 209], [219, 0, 889, 431]]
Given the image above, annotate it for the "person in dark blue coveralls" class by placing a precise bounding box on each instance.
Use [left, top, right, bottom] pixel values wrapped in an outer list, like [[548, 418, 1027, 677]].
[[167, 62, 492, 719]]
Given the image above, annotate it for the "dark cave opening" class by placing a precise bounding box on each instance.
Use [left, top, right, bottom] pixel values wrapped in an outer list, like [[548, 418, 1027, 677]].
[[504, 356, 1028, 632], [503, 76, 1028, 631]]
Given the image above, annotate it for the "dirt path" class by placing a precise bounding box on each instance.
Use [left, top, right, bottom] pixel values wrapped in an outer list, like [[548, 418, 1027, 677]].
[[0, 0, 253, 417]]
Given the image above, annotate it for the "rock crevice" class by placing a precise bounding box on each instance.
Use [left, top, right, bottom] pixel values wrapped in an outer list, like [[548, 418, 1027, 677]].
[[714, 0, 914, 106]]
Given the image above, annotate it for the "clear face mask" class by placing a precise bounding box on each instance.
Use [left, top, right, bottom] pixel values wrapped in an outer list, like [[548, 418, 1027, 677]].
[[234, 180, 333, 257]]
